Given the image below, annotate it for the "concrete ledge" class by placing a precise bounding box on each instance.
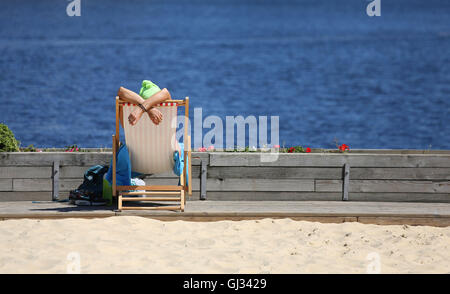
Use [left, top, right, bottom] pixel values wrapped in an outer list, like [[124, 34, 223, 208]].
[[1, 201, 449, 227]]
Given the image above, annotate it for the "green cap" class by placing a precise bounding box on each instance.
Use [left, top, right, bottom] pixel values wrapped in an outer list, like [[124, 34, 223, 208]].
[[139, 80, 161, 99]]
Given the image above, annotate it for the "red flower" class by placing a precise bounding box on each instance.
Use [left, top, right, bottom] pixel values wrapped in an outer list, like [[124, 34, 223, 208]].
[[288, 147, 295, 153], [306, 147, 311, 153], [339, 144, 350, 152]]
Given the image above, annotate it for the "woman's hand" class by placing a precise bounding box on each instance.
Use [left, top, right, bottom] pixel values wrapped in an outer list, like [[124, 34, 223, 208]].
[[147, 107, 163, 125], [128, 107, 145, 126]]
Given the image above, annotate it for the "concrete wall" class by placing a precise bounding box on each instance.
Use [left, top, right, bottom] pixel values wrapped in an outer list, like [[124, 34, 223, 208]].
[[0, 151, 449, 202]]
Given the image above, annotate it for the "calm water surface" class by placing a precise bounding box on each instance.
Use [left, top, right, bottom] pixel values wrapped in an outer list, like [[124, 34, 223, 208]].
[[0, 0, 449, 149]]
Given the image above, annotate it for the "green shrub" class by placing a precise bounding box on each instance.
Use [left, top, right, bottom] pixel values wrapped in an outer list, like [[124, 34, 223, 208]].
[[21, 144, 37, 152], [0, 123, 20, 152]]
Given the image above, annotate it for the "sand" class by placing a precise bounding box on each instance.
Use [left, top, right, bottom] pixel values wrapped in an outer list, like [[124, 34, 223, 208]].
[[0, 216, 448, 274]]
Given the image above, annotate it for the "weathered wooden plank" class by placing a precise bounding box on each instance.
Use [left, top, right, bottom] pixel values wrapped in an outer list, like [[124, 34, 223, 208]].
[[205, 192, 449, 202], [2, 152, 449, 167], [316, 180, 450, 193], [203, 192, 341, 201], [1, 201, 449, 227], [0, 152, 204, 166], [59, 179, 81, 192], [2, 200, 448, 216], [0, 152, 111, 166], [132, 200, 450, 216], [59, 165, 201, 179], [206, 178, 315, 192], [207, 166, 342, 179], [351, 167, 450, 180], [352, 180, 450, 193], [209, 153, 450, 168], [60, 166, 89, 178], [12, 177, 202, 192], [0, 179, 13, 191], [29, 165, 450, 182], [13, 179, 83, 192], [316, 180, 342, 192], [349, 193, 450, 203], [13, 179, 52, 191], [0, 191, 52, 201], [0, 166, 52, 178], [143, 166, 449, 181]]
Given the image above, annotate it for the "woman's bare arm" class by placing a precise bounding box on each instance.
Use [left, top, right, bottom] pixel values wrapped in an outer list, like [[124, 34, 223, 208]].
[[117, 86, 172, 126], [117, 86, 146, 104]]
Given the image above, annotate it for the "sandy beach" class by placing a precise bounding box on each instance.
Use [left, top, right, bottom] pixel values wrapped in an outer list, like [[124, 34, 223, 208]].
[[0, 216, 448, 274]]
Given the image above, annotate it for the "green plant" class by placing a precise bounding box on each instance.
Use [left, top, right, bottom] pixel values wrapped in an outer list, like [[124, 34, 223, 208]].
[[0, 123, 20, 152], [21, 144, 37, 152], [222, 145, 257, 152]]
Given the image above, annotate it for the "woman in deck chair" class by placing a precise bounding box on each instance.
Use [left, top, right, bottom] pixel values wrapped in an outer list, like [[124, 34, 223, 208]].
[[115, 80, 184, 171], [110, 80, 190, 211]]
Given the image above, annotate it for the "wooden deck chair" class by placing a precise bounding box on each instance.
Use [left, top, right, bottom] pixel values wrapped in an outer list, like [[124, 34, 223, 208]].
[[112, 96, 192, 211]]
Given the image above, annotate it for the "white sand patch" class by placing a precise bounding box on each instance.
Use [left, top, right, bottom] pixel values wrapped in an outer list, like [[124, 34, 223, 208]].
[[0, 216, 448, 274]]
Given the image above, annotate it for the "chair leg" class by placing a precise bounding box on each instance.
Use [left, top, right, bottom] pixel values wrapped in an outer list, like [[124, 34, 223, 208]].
[[188, 135, 192, 196], [118, 194, 122, 211], [180, 190, 185, 212], [112, 135, 117, 200]]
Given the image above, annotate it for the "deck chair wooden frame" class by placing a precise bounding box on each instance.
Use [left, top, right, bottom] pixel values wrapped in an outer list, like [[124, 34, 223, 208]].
[[112, 96, 192, 211]]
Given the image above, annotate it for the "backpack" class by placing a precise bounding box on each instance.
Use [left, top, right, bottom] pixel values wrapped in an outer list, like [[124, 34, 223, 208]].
[[69, 165, 109, 205]]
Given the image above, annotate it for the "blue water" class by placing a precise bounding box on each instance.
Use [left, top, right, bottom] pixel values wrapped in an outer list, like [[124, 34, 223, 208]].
[[0, 0, 449, 149]]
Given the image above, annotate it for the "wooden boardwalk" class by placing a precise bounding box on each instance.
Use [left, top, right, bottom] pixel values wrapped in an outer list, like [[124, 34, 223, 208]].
[[0, 200, 449, 227]]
